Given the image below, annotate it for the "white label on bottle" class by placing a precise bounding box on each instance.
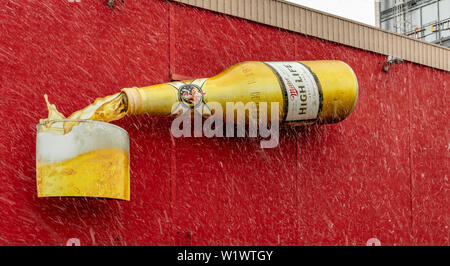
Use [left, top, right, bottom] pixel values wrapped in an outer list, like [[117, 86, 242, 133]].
[[264, 62, 321, 122]]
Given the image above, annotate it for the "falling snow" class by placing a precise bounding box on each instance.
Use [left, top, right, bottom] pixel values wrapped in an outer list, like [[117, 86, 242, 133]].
[[0, 0, 448, 246]]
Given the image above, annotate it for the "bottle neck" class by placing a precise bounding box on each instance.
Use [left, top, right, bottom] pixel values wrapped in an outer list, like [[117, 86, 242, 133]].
[[122, 87, 143, 115]]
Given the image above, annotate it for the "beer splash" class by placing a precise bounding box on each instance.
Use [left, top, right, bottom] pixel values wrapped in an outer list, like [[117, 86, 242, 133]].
[[40, 92, 127, 134], [37, 92, 130, 200]]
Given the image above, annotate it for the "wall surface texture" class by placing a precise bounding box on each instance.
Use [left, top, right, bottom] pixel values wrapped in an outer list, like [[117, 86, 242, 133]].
[[0, 0, 448, 246], [174, 0, 450, 72]]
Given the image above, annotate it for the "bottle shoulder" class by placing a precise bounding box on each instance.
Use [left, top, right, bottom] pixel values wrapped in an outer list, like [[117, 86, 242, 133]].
[[210, 61, 271, 80]]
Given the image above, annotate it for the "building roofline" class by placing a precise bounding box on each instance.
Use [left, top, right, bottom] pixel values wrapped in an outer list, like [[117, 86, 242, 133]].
[[172, 0, 449, 72]]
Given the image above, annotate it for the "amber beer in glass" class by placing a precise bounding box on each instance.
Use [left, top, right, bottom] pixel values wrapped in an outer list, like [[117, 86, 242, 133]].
[[36, 119, 130, 200]]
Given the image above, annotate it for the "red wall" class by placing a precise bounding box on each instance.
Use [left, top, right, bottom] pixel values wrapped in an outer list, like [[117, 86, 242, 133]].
[[0, 0, 448, 246]]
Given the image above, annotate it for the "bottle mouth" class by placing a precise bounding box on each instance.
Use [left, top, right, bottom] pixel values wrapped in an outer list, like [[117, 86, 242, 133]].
[[121, 87, 143, 115]]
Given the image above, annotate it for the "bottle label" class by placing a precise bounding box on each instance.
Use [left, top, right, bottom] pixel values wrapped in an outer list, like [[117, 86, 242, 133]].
[[264, 62, 322, 123]]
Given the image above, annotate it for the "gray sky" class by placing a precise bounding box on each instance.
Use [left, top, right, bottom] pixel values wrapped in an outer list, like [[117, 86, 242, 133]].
[[285, 0, 376, 26]]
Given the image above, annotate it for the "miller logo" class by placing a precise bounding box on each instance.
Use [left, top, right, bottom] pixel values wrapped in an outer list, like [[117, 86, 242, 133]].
[[169, 79, 211, 116], [178, 84, 206, 108]]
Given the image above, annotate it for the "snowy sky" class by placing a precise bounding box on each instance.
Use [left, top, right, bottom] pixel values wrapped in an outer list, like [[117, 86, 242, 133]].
[[285, 0, 376, 26]]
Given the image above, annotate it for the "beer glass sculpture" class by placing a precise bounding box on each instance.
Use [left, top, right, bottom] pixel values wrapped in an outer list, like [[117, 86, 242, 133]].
[[36, 119, 130, 200]]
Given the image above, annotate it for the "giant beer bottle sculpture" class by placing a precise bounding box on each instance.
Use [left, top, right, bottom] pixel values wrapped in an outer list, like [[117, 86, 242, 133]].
[[38, 60, 358, 199], [42, 60, 358, 128], [122, 61, 358, 125]]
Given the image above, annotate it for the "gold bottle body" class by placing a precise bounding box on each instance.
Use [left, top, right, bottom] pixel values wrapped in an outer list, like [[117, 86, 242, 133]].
[[123, 60, 358, 125]]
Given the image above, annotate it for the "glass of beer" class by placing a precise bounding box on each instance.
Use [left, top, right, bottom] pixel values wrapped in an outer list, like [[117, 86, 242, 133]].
[[36, 119, 130, 200]]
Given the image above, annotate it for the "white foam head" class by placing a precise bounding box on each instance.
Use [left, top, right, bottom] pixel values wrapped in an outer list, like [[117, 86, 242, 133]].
[[36, 121, 129, 164]]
